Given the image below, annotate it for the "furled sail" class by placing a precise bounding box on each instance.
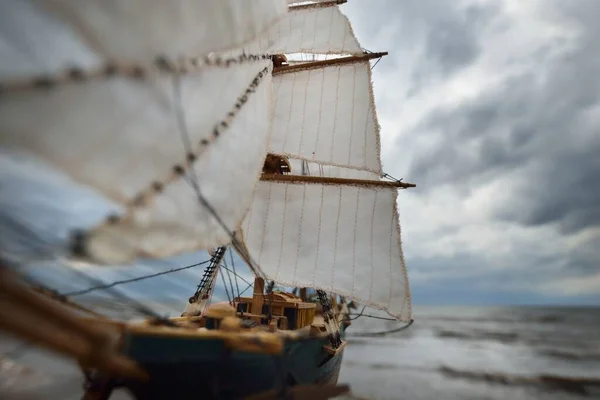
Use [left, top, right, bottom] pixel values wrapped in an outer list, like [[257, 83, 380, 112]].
[[0, 0, 287, 264], [270, 60, 382, 174]]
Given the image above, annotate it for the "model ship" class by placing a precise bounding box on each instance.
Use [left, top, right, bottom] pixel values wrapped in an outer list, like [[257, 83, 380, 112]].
[[0, 0, 414, 399]]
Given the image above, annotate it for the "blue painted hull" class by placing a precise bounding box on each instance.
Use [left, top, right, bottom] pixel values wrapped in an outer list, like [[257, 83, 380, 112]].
[[118, 326, 346, 399]]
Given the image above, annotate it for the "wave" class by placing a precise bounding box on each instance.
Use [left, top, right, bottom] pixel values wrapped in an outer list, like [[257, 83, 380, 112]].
[[435, 329, 519, 343], [541, 349, 600, 362], [420, 314, 567, 324], [438, 366, 600, 396]]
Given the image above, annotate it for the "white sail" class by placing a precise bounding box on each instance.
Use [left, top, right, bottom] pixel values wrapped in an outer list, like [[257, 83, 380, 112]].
[[270, 61, 382, 174], [0, 0, 281, 264], [242, 4, 362, 56], [240, 181, 411, 321], [36, 0, 288, 66]]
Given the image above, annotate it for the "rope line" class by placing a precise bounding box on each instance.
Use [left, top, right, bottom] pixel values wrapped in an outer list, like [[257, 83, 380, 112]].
[[346, 320, 414, 337], [223, 256, 236, 304], [67, 267, 169, 322], [219, 263, 232, 304], [63, 260, 210, 297], [229, 248, 241, 302]]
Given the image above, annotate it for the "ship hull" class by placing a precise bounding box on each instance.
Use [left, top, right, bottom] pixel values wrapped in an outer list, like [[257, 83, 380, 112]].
[[118, 327, 346, 399]]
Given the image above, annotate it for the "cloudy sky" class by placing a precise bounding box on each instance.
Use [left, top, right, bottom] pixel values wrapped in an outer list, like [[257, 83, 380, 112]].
[[1, 0, 598, 312], [341, 0, 600, 304]]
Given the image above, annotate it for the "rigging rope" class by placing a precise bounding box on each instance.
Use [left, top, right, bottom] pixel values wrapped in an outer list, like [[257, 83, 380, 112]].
[[346, 304, 415, 336], [238, 281, 253, 297], [219, 263, 232, 305], [222, 256, 236, 303], [229, 248, 241, 303], [63, 260, 210, 297], [345, 320, 414, 337], [220, 264, 251, 286], [67, 267, 172, 323]]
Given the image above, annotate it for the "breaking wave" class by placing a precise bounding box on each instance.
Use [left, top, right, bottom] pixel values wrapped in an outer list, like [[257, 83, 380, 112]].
[[438, 366, 600, 396]]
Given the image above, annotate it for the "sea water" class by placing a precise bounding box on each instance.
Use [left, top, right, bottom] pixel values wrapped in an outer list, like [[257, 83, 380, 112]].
[[1, 305, 599, 399]]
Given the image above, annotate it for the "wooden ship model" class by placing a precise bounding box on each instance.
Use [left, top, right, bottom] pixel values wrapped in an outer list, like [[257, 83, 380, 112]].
[[0, 0, 415, 399]]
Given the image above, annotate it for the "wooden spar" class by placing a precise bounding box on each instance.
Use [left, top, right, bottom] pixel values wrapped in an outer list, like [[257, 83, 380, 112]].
[[272, 52, 388, 76], [288, 0, 348, 12], [0, 265, 147, 380], [260, 173, 416, 189]]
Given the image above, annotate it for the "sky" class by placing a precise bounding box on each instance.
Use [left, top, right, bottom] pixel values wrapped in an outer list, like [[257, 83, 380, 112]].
[[1, 0, 599, 312], [340, 0, 600, 305]]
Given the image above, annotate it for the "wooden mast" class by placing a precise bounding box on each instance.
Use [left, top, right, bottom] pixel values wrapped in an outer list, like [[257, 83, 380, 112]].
[[273, 52, 389, 76]]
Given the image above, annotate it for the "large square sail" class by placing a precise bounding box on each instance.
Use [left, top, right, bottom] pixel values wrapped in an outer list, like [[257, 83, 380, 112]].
[[0, 0, 288, 264]]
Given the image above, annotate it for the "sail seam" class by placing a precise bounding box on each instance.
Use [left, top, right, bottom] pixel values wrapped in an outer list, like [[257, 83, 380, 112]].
[[328, 66, 342, 168], [312, 67, 327, 161], [275, 185, 289, 282], [281, 73, 297, 153], [347, 64, 358, 167], [330, 186, 343, 292], [368, 190, 378, 303], [351, 187, 360, 297], [312, 185, 326, 287], [297, 69, 311, 157], [292, 183, 308, 284], [258, 182, 274, 267], [271, 61, 383, 175]]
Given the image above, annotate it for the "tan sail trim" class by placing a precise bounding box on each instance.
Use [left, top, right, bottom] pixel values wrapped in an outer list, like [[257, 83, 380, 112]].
[[366, 55, 384, 175], [260, 173, 416, 189], [0, 54, 272, 95], [392, 188, 413, 320], [288, 0, 347, 11], [273, 52, 388, 75]]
